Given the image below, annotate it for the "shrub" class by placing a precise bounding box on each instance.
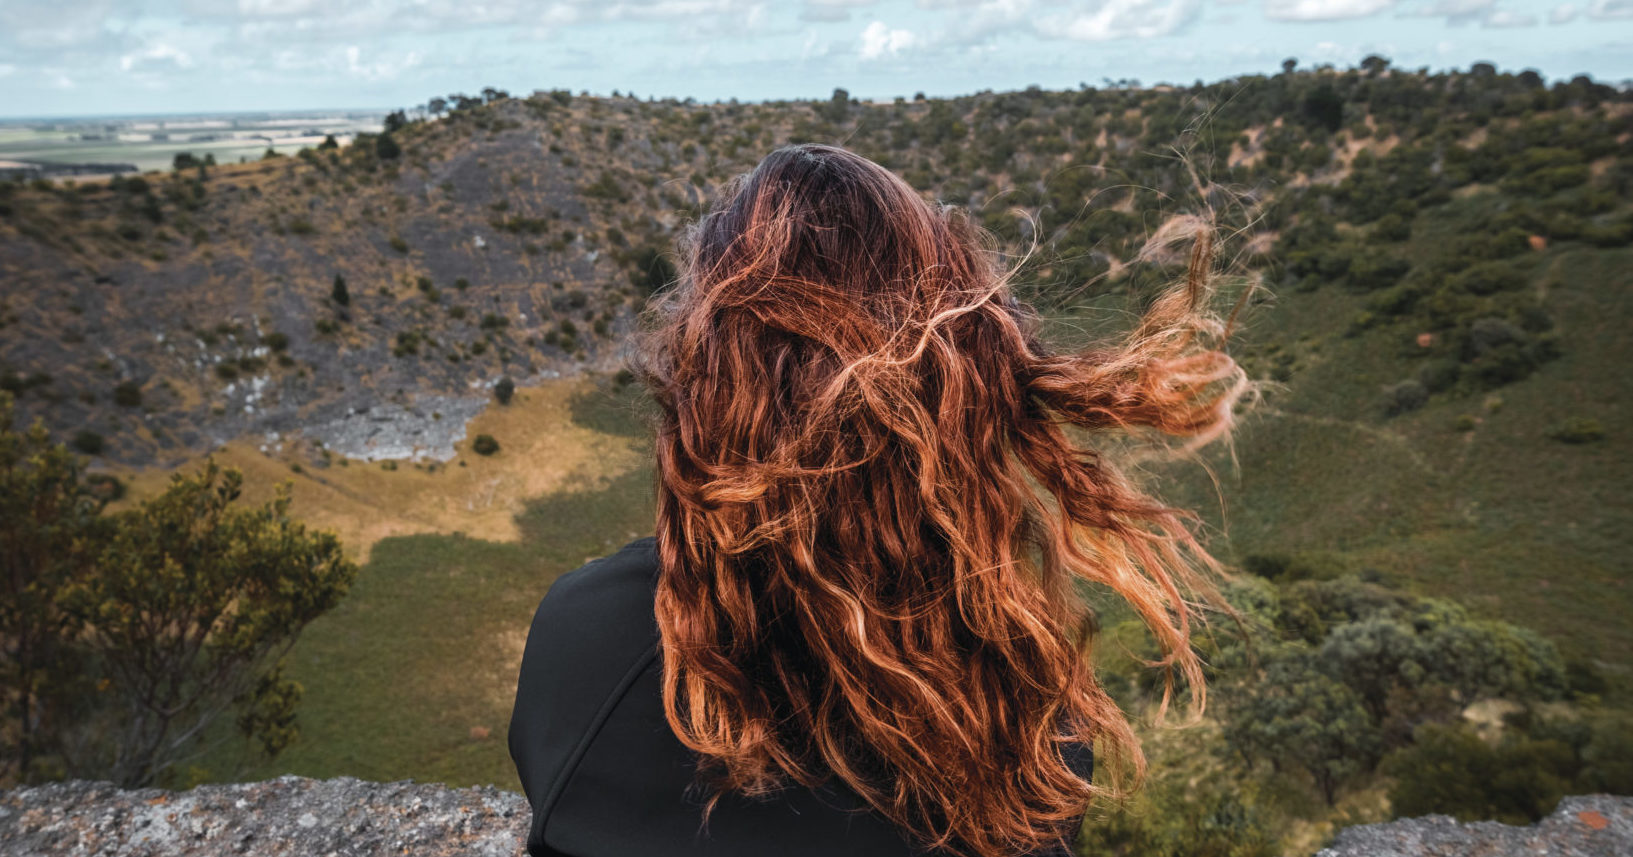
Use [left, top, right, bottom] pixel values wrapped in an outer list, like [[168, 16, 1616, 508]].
[[71, 430, 105, 455], [1383, 379, 1428, 416], [331, 274, 350, 306], [112, 380, 142, 408], [1546, 417, 1604, 444], [472, 434, 500, 456], [264, 332, 290, 352], [494, 376, 515, 405]]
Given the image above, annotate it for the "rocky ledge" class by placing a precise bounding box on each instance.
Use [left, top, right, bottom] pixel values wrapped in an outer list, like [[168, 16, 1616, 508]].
[[1317, 793, 1631, 857], [0, 776, 529, 856], [0, 778, 1627, 856]]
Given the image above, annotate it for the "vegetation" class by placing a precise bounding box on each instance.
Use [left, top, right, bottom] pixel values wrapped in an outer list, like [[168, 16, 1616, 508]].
[[0, 394, 355, 787], [0, 59, 1628, 850]]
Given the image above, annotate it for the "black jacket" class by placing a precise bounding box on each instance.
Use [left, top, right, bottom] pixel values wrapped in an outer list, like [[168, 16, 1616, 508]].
[[508, 536, 1092, 856]]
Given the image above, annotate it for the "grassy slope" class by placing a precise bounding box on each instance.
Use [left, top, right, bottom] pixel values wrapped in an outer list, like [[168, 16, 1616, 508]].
[[198, 381, 656, 789], [197, 241, 1632, 793], [1145, 243, 1632, 688]]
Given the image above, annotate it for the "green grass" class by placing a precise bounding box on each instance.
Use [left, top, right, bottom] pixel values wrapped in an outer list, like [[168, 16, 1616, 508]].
[[199, 382, 656, 790], [1145, 245, 1633, 695], [195, 243, 1632, 793]]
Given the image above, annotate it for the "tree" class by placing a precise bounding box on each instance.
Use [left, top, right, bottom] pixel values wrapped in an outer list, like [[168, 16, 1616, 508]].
[[331, 274, 350, 307], [172, 152, 199, 171], [382, 110, 408, 134], [494, 377, 515, 405], [374, 133, 401, 161], [1224, 647, 1381, 804], [428, 96, 448, 116], [0, 395, 356, 787], [317, 134, 339, 150], [0, 394, 109, 783], [60, 461, 355, 786]]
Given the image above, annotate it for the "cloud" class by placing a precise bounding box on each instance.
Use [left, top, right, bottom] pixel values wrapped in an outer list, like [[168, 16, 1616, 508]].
[[1038, 0, 1200, 40], [1585, 0, 1633, 17], [1401, 0, 1537, 26], [1483, 8, 1537, 24], [1548, 2, 1579, 21], [345, 45, 423, 80], [120, 43, 194, 72], [802, 0, 876, 22], [859, 20, 918, 59], [1265, 0, 1395, 21]]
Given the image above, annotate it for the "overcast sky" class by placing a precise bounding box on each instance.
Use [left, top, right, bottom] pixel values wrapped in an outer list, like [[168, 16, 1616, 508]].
[[2, 0, 1629, 118]]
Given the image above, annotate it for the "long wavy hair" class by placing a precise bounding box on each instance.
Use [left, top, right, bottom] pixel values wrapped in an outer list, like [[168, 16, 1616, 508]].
[[635, 143, 1261, 857]]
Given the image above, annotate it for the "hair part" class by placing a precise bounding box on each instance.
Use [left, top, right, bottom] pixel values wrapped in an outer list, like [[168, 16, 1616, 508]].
[[635, 142, 1264, 857]]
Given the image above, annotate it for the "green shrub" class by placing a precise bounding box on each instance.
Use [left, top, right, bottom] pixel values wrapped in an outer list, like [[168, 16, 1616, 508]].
[[494, 377, 515, 405], [1546, 417, 1604, 444], [71, 430, 105, 455], [112, 380, 142, 408], [472, 434, 500, 456]]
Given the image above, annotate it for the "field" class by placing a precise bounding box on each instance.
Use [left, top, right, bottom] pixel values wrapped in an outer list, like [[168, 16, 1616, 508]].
[[0, 111, 385, 173]]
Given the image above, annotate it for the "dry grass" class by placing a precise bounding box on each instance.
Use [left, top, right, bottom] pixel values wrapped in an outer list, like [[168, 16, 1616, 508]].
[[111, 377, 645, 561]]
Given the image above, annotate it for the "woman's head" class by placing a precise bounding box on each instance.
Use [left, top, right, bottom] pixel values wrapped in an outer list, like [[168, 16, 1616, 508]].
[[637, 143, 1259, 857]]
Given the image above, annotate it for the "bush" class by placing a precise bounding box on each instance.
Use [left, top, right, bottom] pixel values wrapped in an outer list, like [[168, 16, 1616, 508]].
[[0, 420, 356, 788], [71, 430, 105, 455], [494, 377, 515, 405], [112, 381, 142, 408], [471, 434, 500, 456], [1383, 379, 1428, 416], [1546, 417, 1604, 444]]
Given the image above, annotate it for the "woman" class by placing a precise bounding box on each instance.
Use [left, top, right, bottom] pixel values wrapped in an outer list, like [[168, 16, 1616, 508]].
[[510, 143, 1259, 857]]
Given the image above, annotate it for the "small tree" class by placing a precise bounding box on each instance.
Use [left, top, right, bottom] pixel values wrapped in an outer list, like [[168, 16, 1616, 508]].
[[331, 274, 350, 307], [57, 462, 355, 786], [375, 133, 401, 161], [494, 377, 515, 405], [0, 394, 356, 787]]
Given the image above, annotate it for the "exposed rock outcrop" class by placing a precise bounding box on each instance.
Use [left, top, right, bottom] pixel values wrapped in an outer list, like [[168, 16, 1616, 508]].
[[0, 776, 529, 856], [1316, 794, 1631, 857], [1, 777, 1627, 856]]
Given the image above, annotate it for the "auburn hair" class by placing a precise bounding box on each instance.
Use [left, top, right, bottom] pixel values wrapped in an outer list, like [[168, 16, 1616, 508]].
[[635, 143, 1261, 857]]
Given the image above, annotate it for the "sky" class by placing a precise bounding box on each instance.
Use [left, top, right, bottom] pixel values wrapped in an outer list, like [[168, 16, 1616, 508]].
[[1, 0, 1630, 118]]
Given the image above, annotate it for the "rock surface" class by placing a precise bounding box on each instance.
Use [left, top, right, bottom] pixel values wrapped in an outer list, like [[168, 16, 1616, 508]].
[[0, 776, 529, 856], [1, 778, 1627, 856], [1316, 794, 1631, 857]]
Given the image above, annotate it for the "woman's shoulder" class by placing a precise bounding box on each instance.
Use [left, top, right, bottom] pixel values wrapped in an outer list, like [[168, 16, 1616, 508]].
[[509, 536, 662, 812], [531, 535, 660, 634]]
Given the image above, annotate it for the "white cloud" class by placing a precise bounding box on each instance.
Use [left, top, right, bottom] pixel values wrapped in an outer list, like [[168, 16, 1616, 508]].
[[1548, 2, 1579, 21], [120, 43, 194, 72], [859, 20, 918, 59], [1484, 8, 1537, 24], [344, 45, 423, 80], [1039, 0, 1200, 40], [1265, 0, 1395, 21], [1585, 0, 1633, 17], [802, 0, 877, 22]]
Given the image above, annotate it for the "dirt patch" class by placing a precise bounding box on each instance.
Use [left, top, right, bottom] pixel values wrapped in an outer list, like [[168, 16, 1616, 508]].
[[110, 377, 646, 561]]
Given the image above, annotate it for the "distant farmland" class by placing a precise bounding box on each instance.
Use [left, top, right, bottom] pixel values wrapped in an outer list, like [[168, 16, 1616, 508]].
[[0, 110, 387, 173]]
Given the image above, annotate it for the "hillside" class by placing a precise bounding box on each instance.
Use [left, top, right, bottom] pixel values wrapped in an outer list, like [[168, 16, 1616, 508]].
[[2, 62, 1631, 855]]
